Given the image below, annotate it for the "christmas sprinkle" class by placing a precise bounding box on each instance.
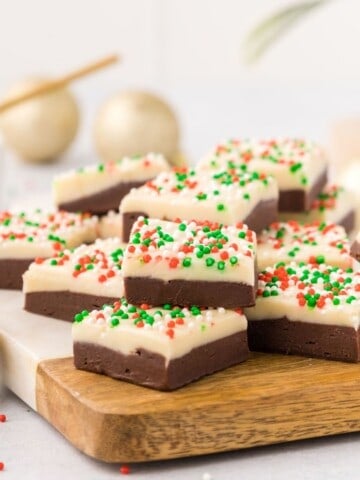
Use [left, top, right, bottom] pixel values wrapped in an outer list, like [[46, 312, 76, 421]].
[[200, 138, 326, 189], [0, 210, 97, 255], [73, 297, 244, 340], [124, 218, 256, 281], [255, 262, 360, 315], [122, 166, 276, 223], [311, 184, 345, 212], [29, 239, 125, 285], [257, 221, 351, 270]]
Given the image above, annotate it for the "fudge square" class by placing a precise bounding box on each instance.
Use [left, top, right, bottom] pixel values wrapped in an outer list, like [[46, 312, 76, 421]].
[[280, 184, 355, 235], [0, 210, 98, 289], [245, 262, 360, 362], [72, 299, 249, 391], [351, 231, 360, 262], [198, 138, 328, 212], [53, 153, 169, 215], [120, 166, 278, 241], [23, 238, 125, 322], [257, 221, 353, 271], [122, 218, 257, 309]]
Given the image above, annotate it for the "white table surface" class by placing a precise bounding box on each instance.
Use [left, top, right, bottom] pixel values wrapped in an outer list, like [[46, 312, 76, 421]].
[[1, 85, 360, 479], [3, 388, 360, 480]]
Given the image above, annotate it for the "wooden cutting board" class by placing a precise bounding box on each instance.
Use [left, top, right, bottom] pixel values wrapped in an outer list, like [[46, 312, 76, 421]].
[[2, 290, 360, 463]]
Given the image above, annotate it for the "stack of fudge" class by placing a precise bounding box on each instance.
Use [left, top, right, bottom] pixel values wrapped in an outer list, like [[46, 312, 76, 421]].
[[7, 139, 359, 392]]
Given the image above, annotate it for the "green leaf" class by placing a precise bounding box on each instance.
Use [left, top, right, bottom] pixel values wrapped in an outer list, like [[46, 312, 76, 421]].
[[243, 1, 329, 64]]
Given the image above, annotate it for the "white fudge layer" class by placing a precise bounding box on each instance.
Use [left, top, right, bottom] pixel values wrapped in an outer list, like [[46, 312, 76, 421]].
[[53, 153, 169, 205], [0, 210, 98, 259], [257, 221, 352, 271], [198, 138, 328, 192], [72, 300, 247, 363], [279, 185, 354, 225], [120, 167, 278, 225], [98, 211, 122, 239], [245, 262, 360, 328], [123, 218, 256, 285], [23, 238, 125, 297]]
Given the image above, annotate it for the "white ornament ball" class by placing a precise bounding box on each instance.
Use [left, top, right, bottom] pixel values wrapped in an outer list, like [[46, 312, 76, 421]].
[[339, 160, 360, 232], [94, 90, 180, 164], [0, 77, 79, 163]]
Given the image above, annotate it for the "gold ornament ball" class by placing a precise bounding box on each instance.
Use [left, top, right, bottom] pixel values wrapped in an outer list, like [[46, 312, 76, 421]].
[[94, 90, 180, 164], [0, 78, 79, 163]]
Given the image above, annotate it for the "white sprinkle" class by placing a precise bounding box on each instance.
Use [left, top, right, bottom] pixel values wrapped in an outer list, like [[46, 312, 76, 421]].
[[202, 473, 213, 480], [217, 307, 225, 314]]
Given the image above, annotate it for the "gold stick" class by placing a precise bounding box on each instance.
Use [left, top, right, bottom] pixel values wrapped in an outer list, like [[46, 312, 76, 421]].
[[0, 53, 120, 113]]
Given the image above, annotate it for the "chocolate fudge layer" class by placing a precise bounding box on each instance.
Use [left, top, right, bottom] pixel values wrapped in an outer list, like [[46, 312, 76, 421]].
[[279, 185, 356, 235], [278, 168, 327, 212], [23, 239, 125, 321], [245, 262, 360, 362], [123, 218, 257, 308], [59, 180, 145, 215], [74, 331, 249, 391], [351, 241, 360, 262], [0, 259, 33, 289], [351, 232, 360, 262], [72, 298, 249, 390], [121, 198, 278, 242], [340, 210, 356, 235], [25, 291, 118, 322], [125, 277, 257, 309], [248, 317, 360, 363]]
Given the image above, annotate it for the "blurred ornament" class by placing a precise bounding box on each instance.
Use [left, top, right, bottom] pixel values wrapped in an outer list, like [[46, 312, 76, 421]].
[[94, 90, 181, 166], [330, 118, 360, 173], [0, 78, 79, 164], [339, 160, 360, 233]]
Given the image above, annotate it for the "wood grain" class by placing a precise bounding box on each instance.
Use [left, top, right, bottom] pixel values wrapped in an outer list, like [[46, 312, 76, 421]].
[[36, 353, 360, 463]]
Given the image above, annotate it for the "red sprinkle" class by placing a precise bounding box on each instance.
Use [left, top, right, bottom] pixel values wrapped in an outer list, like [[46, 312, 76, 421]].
[[0, 415, 6, 422], [120, 464, 130, 474]]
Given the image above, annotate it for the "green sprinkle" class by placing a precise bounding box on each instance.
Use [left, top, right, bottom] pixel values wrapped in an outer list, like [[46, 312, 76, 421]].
[[196, 193, 207, 200], [182, 258, 192, 268], [74, 313, 83, 323], [50, 259, 57, 266], [111, 318, 120, 327], [179, 223, 187, 231], [307, 297, 317, 308], [217, 261, 225, 271], [217, 203, 225, 211], [230, 256, 238, 265], [290, 162, 302, 173], [316, 255, 325, 264], [206, 257, 215, 267]]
